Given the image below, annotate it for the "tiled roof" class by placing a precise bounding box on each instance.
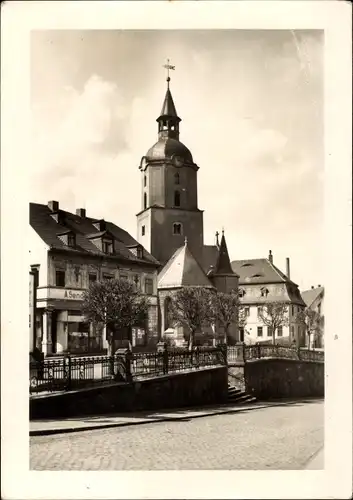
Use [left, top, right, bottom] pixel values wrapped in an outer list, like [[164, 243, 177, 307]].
[[231, 258, 294, 285], [301, 287, 324, 307], [202, 244, 218, 273], [30, 202, 160, 266], [158, 241, 214, 289]]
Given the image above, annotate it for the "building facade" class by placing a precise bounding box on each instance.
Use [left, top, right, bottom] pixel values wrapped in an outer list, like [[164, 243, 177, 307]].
[[301, 285, 325, 348], [230, 251, 306, 346], [29, 201, 160, 356]]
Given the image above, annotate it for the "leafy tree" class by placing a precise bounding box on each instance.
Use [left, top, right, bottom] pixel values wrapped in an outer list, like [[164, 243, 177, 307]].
[[169, 287, 212, 350], [82, 278, 149, 356], [208, 290, 240, 345], [257, 302, 289, 345], [295, 308, 323, 349]]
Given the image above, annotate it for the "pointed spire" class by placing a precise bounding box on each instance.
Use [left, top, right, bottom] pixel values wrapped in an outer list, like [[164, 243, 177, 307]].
[[160, 87, 178, 117], [213, 230, 235, 275]]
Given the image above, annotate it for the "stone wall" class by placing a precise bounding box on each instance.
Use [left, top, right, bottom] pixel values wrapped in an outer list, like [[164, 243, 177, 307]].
[[30, 366, 228, 420], [244, 359, 324, 399]]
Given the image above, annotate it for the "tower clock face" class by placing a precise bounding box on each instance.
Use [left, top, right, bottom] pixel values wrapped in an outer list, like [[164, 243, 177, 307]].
[[172, 155, 184, 167]]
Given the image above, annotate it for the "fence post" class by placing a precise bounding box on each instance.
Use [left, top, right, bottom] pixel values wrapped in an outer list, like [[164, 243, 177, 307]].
[[242, 342, 246, 363], [257, 343, 261, 359], [157, 341, 168, 375], [66, 353, 72, 391], [126, 347, 132, 383]]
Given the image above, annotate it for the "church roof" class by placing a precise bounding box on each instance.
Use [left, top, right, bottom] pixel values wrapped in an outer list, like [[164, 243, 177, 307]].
[[146, 137, 193, 163], [159, 87, 179, 118], [213, 231, 238, 276], [30, 202, 160, 267], [158, 240, 214, 289]]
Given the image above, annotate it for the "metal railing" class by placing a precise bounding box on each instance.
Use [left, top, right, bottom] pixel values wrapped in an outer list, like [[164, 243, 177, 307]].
[[29, 346, 227, 394], [227, 344, 324, 363]]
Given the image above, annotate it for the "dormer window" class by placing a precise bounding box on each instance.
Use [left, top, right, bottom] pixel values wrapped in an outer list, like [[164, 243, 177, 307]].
[[137, 247, 143, 259], [93, 219, 106, 231], [102, 239, 113, 254], [239, 288, 246, 298], [58, 230, 75, 247], [241, 263, 253, 267], [251, 273, 263, 278], [261, 287, 269, 297]]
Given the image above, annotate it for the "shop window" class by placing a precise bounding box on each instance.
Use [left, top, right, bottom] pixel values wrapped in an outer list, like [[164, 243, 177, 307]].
[[145, 277, 154, 295], [55, 270, 65, 287]]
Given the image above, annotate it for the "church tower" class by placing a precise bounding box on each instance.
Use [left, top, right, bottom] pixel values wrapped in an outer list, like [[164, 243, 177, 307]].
[[136, 68, 204, 267]]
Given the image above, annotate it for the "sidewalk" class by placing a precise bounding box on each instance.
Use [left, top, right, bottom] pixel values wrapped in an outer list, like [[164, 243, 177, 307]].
[[30, 398, 322, 437]]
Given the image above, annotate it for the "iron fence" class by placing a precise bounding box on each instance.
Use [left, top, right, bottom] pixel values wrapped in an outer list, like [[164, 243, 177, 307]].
[[29, 346, 227, 394], [227, 344, 324, 363], [29, 355, 122, 395], [131, 346, 226, 380]]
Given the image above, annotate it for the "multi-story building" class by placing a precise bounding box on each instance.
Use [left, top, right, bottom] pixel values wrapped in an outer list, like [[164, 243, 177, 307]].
[[301, 285, 325, 348], [231, 251, 306, 346], [29, 201, 160, 356]]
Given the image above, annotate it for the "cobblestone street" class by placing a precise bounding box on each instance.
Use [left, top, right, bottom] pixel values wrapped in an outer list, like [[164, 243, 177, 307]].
[[30, 399, 323, 470]]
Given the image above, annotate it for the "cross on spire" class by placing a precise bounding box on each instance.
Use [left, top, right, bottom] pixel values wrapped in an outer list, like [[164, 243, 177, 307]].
[[163, 59, 175, 85]]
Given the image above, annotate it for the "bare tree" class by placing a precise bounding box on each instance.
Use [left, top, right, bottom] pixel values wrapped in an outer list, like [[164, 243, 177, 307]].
[[82, 278, 149, 356], [257, 302, 289, 345], [296, 308, 323, 349], [209, 291, 240, 345], [169, 287, 211, 350]]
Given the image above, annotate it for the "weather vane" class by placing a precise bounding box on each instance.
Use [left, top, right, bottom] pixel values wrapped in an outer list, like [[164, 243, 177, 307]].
[[163, 59, 175, 84]]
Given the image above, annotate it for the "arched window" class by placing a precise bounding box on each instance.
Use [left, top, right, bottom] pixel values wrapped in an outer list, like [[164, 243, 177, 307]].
[[174, 173, 180, 185], [164, 296, 172, 330], [173, 223, 182, 235], [143, 192, 147, 210], [174, 190, 180, 207]]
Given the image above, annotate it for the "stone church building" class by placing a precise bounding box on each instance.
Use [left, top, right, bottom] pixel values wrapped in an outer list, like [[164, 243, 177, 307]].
[[135, 75, 305, 347], [136, 76, 240, 346]]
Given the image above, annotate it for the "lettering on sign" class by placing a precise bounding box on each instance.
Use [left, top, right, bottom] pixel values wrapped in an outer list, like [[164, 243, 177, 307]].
[[64, 290, 84, 300]]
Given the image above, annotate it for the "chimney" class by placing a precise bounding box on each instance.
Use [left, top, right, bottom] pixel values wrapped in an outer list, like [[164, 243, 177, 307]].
[[48, 200, 59, 212], [268, 250, 273, 264], [76, 208, 86, 218], [286, 257, 290, 279]]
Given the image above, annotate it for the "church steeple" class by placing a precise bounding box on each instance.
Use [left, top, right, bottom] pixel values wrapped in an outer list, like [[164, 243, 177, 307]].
[[214, 230, 236, 276], [157, 61, 181, 140]]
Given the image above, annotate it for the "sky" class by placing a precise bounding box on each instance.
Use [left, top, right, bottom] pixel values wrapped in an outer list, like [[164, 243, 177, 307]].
[[30, 29, 323, 290]]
